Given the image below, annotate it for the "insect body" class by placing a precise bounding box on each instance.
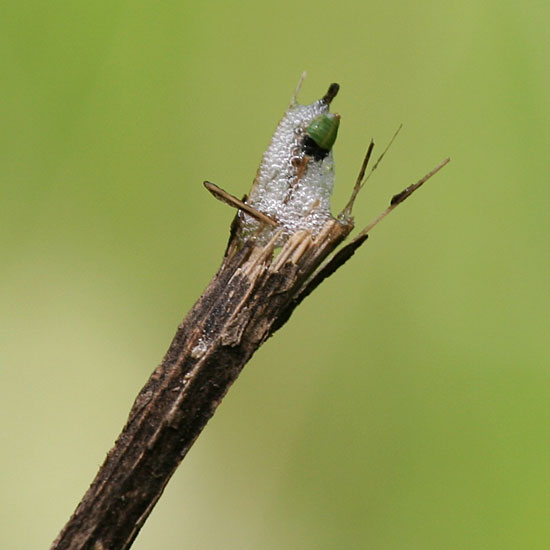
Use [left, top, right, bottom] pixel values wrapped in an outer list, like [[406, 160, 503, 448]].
[[302, 113, 340, 160]]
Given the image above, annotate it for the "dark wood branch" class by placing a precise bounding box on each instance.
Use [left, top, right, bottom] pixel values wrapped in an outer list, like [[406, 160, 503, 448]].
[[50, 70, 448, 549], [51, 215, 358, 550]]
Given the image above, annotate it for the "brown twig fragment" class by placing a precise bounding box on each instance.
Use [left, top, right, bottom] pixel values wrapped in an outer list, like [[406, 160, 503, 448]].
[[51, 81, 449, 550]]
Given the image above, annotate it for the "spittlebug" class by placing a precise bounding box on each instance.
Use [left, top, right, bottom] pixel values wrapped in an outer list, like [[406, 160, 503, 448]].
[[241, 80, 341, 244], [302, 113, 340, 160], [203, 78, 450, 249]]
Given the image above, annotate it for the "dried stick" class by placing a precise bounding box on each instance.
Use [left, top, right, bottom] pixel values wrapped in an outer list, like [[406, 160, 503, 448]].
[[51, 81, 449, 550]]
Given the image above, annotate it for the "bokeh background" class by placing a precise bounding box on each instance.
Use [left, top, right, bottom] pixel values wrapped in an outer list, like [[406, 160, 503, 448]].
[[2, 1, 548, 548]]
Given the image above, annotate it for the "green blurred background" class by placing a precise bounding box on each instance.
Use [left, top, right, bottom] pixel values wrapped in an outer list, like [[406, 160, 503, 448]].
[[1, 1, 548, 548]]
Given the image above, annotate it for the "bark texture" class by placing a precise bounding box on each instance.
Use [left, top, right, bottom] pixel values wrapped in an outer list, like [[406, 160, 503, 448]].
[[51, 215, 359, 550]]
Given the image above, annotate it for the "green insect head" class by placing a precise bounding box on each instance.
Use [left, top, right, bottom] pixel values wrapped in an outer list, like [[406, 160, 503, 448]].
[[303, 113, 340, 160]]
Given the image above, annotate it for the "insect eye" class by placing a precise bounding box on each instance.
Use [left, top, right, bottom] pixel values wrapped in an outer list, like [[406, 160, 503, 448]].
[[305, 113, 340, 151]]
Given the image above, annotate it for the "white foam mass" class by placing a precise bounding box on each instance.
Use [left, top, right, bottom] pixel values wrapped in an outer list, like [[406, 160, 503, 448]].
[[242, 97, 336, 244]]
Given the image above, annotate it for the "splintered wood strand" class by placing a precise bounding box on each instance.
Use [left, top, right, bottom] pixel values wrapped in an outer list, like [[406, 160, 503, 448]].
[[355, 141, 375, 191], [358, 157, 451, 237], [340, 125, 402, 219], [390, 157, 451, 205], [341, 140, 375, 217], [204, 181, 278, 228], [370, 124, 402, 175]]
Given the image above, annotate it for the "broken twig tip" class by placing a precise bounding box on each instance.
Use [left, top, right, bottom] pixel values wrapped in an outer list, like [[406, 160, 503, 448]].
[[322, 83, 340, 105], [340, 140, 376, 218]]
